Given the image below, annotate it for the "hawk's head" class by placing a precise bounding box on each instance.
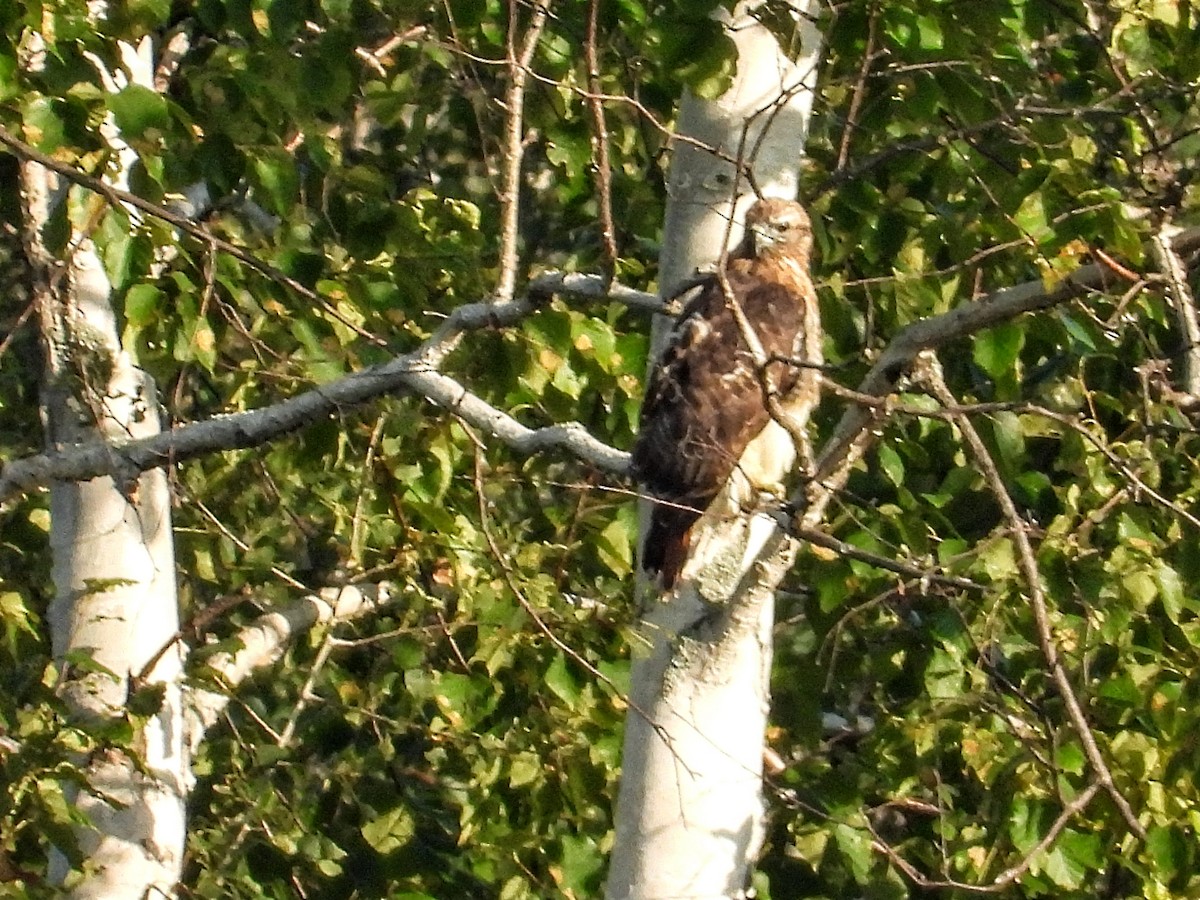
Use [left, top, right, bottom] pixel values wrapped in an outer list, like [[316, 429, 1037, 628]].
[[745, 199, 812, 259]]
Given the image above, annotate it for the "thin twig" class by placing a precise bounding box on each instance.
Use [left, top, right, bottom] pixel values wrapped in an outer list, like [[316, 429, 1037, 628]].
[[1022, 403, 1200, 532], [276, 617, 339, 747], [465, 431, 687, 772], [869, 780, 1102, 893], [807, 226, 1200, 491], [0, 295, 38, 358], [785, 520, 983, 592], [349, 413, 388, 567], [469, 437, 621, 695], [1151, 223, 1200, 401], [584, 0, 618, 282], [134, 591, 254, 685], [816, 88, 1148, 197], [184, 583, 395, 750], [835, 1, 880, 173], [0, 125, 387, 348], [916, 351, 1145, 839], [189, 493, 308, 592], [494, 0, 550, 303], [465, 45, 764, 186]]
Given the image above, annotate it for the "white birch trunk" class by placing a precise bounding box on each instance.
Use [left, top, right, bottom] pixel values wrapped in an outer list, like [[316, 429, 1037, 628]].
[[21, 34, 190, 898], [606, 5, 822, 898]]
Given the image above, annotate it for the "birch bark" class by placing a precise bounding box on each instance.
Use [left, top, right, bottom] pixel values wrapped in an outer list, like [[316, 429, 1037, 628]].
[[19, 32, 190, 898], [606, 5, 823, 897]]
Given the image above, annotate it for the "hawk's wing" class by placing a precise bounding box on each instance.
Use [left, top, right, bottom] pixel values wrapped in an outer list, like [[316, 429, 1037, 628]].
[[632, 264, 814, 586]]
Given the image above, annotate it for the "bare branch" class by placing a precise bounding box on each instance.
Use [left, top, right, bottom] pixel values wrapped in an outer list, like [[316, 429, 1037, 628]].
[[495, 0, 550, 303], [816, 90, 1146, 197], [1151, 223, 1200, 402], [916, 351, 1145, 839], [835, 1, 880, 173], [0, 127, 665, 325], [533, 271, 661, 312], [0, 343, 631, 503], [584, 0, 618, 281], [0, 267, 655, 504], [1023, 403, 1200, 532], [276, 626, 337, 748], [184, 583, 395, 751], [812, 229, 1200, 490], [869, 780, 1102, 893], [350, 414, 388, 567], [781, 518, 983, 592]]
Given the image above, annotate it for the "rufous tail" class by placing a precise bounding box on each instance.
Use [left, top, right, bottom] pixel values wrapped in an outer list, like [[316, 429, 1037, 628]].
[[641, 505, 700, 589]]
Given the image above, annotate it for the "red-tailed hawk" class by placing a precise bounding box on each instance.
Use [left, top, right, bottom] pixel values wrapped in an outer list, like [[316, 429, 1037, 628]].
[[632, 198, 822, 588]]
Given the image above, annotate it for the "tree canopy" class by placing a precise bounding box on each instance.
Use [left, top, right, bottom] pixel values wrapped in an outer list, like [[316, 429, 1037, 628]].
[[2, 0, 1200, 897]]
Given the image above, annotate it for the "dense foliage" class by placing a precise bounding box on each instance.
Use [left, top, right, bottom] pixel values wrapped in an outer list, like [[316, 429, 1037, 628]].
[[772, 2, 1200, 897], [0, 0, 1199, 897]]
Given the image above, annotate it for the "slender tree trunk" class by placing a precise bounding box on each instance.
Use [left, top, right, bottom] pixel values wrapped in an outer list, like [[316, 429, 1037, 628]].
[[20, 35, 190, 898], [606, 5, 822, 898]]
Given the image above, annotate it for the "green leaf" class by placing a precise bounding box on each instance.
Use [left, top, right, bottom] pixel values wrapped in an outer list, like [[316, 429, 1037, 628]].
[[253, 151, 300, 215], [832, 822, 873, 882], [267, 0, 305, 39], [1014, 191, 1053, 245], [791, 826, 830, 866], [556, 833, 603, 894], [924, 646, 964, 700], [665, 22, 736, 99], [1123, 569, 1158, 608], [114, 0, 171, 29], [508, 751, 541, 788], [0, 52, 18, 103], [22, 95, 65, 152], [1155, 562, 1185, 621], [361, 805, 415, 854], [1042, 843, 1086, 889], [63, 648, 119, 680], [979, 538, 1017, 582], [1009, 795, 1040, 854], [973, 321, 1024, 380], [1056, 742, 1085, 776], [989, 410, 1026, 469], [123, 284, 162, 328], [916, 15, 944, 50], [0, 590, 37, 643], [1146, 824, 1188, 881], [878, 443, 905, 486], [108, 85, 171, 141], [316, 858, 343, 877], [544, 653, 581, 708], [1058, 310, 1099, 351], [596, 513, 634, 577]]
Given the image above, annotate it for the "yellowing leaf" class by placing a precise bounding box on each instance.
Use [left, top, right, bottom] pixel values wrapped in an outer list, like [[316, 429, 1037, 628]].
[[1039, 239, 1089, 291], [507, 751, 541, 788], [361, 806, 415, 854]]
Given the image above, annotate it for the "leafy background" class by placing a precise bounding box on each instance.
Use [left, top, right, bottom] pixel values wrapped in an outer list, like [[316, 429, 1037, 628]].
[[1, 0, 1199, 897]]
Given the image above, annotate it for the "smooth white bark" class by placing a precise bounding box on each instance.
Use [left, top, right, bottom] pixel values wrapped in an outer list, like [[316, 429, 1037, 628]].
[[607, 4, 823, 898], [184, 583, 393, 753], [39, 245, 188, 899], [21, 34, 190, 898]]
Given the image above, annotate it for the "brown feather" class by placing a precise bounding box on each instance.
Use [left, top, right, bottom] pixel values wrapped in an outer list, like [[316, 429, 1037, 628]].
[[633, 199, 821, 588]]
